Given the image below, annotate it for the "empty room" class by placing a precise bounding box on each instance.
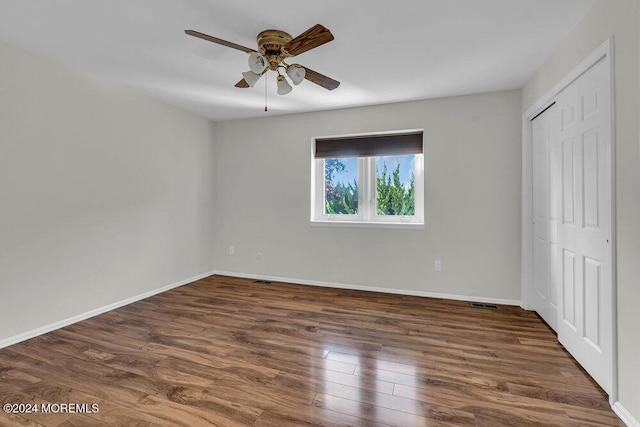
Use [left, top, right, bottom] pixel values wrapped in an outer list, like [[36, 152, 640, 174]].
[[0, 1, 638, 426]]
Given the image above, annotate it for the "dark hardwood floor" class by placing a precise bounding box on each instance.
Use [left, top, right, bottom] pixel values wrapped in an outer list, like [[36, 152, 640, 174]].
[[0, 275, 624, 426]]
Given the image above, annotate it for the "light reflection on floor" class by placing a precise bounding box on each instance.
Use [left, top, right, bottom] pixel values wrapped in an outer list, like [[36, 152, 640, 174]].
[[316, 346, 423, 425]]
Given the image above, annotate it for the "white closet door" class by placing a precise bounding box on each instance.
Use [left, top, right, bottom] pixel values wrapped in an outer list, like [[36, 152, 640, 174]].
[[555, 57, 612, 395], [531, 105, 561, 331]]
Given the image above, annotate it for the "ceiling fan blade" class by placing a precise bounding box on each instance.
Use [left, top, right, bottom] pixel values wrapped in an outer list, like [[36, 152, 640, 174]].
[[302, 66, 340, 91], [235, 78, 250, 88], [185, 30, 257, 53], [284, 24, 334, 56]]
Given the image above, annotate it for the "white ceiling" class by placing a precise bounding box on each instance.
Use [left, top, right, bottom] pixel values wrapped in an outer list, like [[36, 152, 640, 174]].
[[0, 1, 595, 122]]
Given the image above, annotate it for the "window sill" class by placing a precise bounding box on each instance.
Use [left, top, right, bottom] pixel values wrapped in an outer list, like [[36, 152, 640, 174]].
[[310, 220, 424, 230]]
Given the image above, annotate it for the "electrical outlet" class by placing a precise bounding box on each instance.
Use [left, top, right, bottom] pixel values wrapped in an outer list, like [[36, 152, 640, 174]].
[[434, 260, 442, 271], [229, 246, 235, 255], [257, 252, 262, 259]]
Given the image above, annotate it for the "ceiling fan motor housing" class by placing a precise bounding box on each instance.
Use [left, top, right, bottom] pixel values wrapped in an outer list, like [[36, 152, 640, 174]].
[[257, 30, 292, 70]]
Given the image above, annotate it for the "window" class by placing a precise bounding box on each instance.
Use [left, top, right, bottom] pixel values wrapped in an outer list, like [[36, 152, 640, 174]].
[[311, 130, 424, 227]]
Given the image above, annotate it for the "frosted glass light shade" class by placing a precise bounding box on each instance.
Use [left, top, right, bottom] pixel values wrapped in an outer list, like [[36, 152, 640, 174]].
[[286, 65, 306, 85], [248, 52, 268, 74], [242, 70, 261, 87], [277, 75, 292, 95]]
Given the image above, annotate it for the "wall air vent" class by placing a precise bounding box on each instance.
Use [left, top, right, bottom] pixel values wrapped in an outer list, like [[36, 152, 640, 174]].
[[470, 302, 499, 310]]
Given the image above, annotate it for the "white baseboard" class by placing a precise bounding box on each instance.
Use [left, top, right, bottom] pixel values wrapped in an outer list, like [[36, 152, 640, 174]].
[[0, 270, 216, 350], [213, 270, 521, 306], [613, 401, 640, 427]]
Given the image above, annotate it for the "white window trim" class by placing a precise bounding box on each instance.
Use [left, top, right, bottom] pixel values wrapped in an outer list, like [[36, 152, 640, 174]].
[[310, 131, 424, 228]]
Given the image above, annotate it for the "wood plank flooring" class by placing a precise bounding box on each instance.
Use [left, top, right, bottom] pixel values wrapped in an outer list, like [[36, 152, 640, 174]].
[[0, 275, 624, 426]]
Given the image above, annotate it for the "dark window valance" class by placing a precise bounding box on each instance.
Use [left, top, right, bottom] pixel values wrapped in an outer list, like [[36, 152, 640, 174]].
[[314, 131, 423, 158]]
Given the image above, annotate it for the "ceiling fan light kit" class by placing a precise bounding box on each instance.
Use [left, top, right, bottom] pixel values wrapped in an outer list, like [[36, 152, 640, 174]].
[[185, 24, 339, 99], [286, 64, 305, 85], [248, 52, 268, 74], [241, 70, 261, 88], [276, 75, 293, 95]]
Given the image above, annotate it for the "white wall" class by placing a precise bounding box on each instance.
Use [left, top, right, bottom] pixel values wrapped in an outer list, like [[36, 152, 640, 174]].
[[522, 0, 640, 422], [214, 90, 522, 303], [0, 40, 217, 342]]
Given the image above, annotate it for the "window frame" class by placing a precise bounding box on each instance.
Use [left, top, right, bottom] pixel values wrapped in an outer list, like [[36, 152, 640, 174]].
[[311, 130, 424, 228]]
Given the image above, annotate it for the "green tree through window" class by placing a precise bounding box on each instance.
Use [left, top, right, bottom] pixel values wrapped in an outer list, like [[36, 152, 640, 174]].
[[376, 160, 415, 216], [324, 158, 358, 214], [324, 157, 415, 216]]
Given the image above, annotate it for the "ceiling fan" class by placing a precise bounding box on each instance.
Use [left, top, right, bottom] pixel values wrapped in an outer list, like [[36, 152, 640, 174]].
[[184, 24, 340, 95]]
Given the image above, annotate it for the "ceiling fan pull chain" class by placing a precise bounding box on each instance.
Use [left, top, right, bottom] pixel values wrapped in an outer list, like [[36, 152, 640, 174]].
[[264, 72, 268, 112]]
